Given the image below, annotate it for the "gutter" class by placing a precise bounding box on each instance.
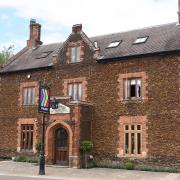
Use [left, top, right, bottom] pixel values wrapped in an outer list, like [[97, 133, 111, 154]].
[[96, 49, 180, 63]]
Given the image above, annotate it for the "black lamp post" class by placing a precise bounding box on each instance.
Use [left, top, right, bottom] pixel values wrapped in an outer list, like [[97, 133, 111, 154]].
[[39, 113, 46, 175], [38, 81, 50, 175]]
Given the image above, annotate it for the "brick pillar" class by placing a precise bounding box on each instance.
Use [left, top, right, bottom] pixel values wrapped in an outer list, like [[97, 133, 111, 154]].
[[69, 105, 82, 168]]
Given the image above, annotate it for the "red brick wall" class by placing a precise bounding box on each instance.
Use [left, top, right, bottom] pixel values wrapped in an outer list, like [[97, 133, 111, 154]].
[[0, 32, 179, 168]]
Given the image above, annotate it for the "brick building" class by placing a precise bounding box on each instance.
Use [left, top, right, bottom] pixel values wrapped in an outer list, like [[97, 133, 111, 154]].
[[0, 4, 180, 168]]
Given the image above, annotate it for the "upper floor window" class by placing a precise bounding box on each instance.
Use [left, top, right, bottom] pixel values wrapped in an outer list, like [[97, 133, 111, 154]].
[[23, 87, 35, 105], [21, 124, 34, 150], [68, 82, 82, 101], [70, 46, 81, 63], [124, 78, 141, 99]]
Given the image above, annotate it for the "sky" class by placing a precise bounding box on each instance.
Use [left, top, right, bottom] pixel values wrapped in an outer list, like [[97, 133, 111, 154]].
[[0, 0, 178, 53]]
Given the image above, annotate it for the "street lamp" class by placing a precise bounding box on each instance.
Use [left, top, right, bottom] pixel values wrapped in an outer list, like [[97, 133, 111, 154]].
[[38, 81, 50, 175]]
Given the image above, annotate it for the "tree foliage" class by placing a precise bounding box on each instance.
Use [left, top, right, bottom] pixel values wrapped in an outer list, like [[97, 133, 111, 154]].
[[0, 45, 14, 65]]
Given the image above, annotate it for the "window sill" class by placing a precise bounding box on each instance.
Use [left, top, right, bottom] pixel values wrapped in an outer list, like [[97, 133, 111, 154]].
[[19, 150, 34, 153], [68, 61, 82, 64], [22, 104, 37, 107], [117, 154, 146, 159], [121, 98, 144, 104], [69, 100, 82, 104]]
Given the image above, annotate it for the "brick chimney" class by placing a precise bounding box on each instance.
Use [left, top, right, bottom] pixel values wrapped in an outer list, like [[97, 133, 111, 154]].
[[178, 0, 180, 24], [72, 24, 82, 34], [27, 19, 42, 48]]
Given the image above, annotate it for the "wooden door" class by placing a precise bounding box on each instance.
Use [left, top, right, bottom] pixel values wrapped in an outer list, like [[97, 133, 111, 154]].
[[55, 127, 68, 165]]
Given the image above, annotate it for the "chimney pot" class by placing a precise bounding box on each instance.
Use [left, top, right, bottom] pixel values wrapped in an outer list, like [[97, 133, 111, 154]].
[[30, 18, 36, 24], [72, 24, 82, 34]]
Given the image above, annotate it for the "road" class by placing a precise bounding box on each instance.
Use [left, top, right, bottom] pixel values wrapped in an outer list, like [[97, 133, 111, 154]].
[[0, 175, 63, 180]]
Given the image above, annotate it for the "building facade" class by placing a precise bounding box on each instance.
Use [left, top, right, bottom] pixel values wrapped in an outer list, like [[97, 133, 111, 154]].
[[0, 9, 180, 168]]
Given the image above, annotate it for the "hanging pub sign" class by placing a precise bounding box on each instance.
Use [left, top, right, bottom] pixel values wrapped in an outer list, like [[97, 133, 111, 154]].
[[39, 86, 50, 114]]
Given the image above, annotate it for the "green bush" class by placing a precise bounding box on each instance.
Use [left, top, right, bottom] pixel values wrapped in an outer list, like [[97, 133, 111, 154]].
[[15, 156, 27, 162], [35, 142, 41, 154], [15, 156, 38, 164], [135, 165, 180, 173], [80, 141, 93, 152], [124, 161, 134, 170]]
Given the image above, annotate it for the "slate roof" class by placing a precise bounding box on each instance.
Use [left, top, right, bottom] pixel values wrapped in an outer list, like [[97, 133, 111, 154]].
[[1, 22, 180, 73]]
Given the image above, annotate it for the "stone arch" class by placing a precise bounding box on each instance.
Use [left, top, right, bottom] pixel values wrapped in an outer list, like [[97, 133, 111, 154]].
[[45, 120, 73, 165]]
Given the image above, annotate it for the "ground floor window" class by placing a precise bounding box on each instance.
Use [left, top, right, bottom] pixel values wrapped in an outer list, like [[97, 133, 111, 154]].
[[118, 116, 147, 157], [124, 124, 141, 155], [21, 124, 34, 150]]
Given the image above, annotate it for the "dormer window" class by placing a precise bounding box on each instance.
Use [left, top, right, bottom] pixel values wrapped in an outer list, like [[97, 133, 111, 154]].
[[70, 46, 81, 63]]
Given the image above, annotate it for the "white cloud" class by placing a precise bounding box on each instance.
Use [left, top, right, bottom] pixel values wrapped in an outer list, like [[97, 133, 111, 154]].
[[0, 0, 178, 47]]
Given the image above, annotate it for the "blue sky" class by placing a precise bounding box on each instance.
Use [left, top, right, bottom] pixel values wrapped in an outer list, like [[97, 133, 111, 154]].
[[0, 0, 178, 53]]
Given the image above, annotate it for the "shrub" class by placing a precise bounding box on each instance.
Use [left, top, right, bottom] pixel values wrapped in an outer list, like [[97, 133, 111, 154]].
[[15, 156, 38, 164], [35, 142, 41, 154], [15, 156, 27, 162], [124, 161, 134, 170], [80, 141, 93, 152]]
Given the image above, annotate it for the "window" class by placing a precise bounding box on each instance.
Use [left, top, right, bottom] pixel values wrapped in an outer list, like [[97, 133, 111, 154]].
[[21, 124, 34, 150], [133, 37, 148, 44], [36, 51, 53, 59], [124, 124, 141, 156], [68, 83, 82, 100], [124, 78, 141, 99], [23, 87, 35, 105], [70, 46, 81, 63], [107, 41, 121, 48]]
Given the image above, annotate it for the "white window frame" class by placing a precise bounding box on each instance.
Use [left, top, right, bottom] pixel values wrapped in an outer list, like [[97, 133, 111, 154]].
[[68, 82, 82, 101], [70, 46, 81, 63], [23, 87, 35, 105], [124, 78, 142, 99]]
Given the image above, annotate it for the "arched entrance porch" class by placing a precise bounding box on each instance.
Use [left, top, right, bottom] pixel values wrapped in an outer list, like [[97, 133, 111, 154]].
[[45, 121, 73, 166]]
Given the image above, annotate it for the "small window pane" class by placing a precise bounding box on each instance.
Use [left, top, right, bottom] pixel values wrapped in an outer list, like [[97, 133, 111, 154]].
[[78, 83, 82, 100], [125, 133, 129, 154], [68, 84, 73, 97], [137, 125, 141, 130], [130, 84, 136, 97], [137, 133, 141, 154], [131, 125, 134, 130], [73, 84, 77, 100], [131, 133, 135, 154], [31, 88, 35, 104], [130, 80, 136, 85], [76, 47, 81, 62], [136, 79, 141, 98], [28, 88, 31, 104], [70, 47, 76, 63], [23, 88, 28, 105], [125, 125, 129, 130]]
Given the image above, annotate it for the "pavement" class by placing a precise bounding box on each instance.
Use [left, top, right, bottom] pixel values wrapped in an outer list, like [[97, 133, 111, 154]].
[[0, 161, 179, 180]]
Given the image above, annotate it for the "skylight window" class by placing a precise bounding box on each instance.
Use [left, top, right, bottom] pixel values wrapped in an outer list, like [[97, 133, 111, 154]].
[[36, 51, 53, 59], [107, 41, 121, 48], [133, 37, 148, 44]]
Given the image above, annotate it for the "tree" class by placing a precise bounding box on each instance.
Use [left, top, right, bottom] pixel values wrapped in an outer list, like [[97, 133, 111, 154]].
[[80, 141, 93, 168], [0, 45, 14, 65]]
